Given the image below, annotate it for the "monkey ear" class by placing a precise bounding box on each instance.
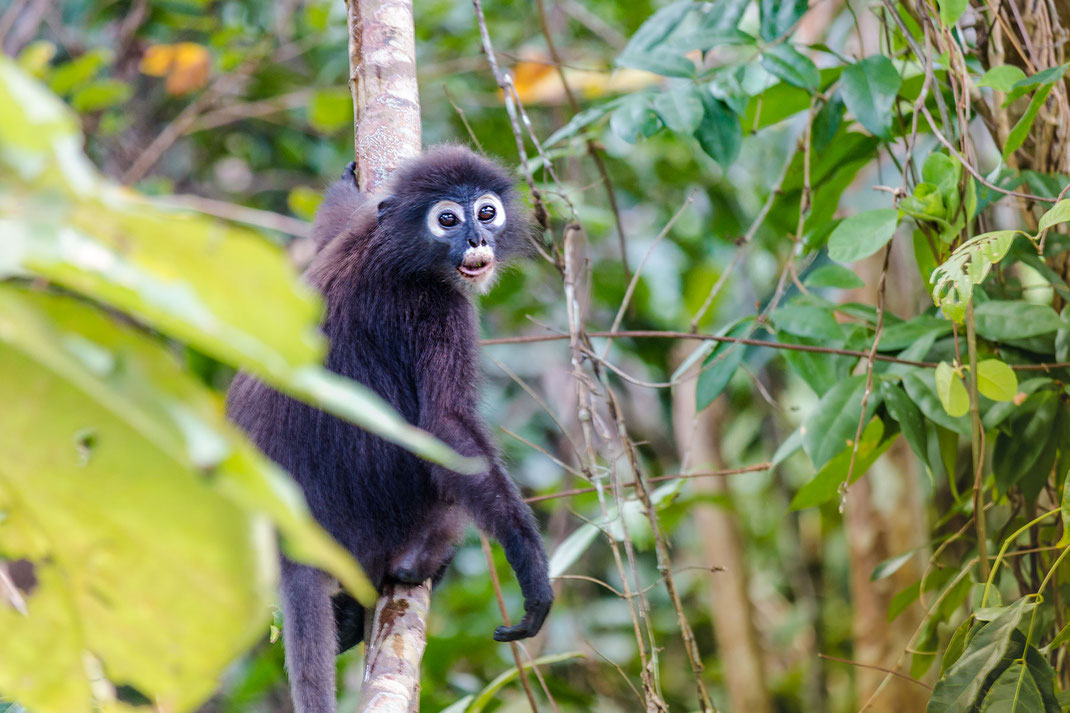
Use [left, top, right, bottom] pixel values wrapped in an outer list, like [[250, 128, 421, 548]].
[[376, 196, 396, 226]]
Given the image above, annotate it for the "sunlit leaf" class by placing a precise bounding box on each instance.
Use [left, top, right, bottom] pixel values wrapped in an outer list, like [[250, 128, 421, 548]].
[[934, 361, 969, 418], [976, 359, 1017, 402], [827, 208, 899, 263]]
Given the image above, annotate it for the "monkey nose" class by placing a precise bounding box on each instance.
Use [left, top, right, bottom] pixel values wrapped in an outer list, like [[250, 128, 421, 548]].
[[467, 236, 480, 248]]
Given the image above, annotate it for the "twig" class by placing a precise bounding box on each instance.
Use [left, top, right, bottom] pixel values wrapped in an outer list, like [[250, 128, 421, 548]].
[[524, 463, 772, 504], [818, 653, 931, 690], [480, 535, 541, 713]]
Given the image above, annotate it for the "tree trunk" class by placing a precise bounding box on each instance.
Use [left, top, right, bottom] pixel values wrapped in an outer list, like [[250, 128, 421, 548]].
[[671, 348, 773, 713], [345, 1, 428, 711]]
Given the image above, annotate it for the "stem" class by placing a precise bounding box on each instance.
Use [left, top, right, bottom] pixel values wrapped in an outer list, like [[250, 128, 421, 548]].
[[965, 301, 989, 581]]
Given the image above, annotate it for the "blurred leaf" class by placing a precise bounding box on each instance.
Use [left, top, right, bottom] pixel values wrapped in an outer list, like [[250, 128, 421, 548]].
[[759, 0, 807, 40], [139, 42, 211, 95], [993, 392, 1060, 496], [70, 79, 131, 113], [0, 57, 474, 473], [978, 65, 1026, 93], [694, 93, 741, 165], [804, 263, 865, 289], [791, 417, 891, 509], [973, 301, 1066, 340], [769, 304, 843, 340], [876, 315, 951, 351], [938, 0, 967, 26], [976, 359, 1017, 402], [695, 321, 752, 410], [901, 369, 971, 435], [760, 44, 819, 91], [49, 48, 112, 95], [1038, 199, 1070, 232], [803, 374, 875, 469], [840, 55, 901, 139], [653, 84, 704, 134], [1004, 83, 1054, 159], [811, 92, 844, 153], [1003, 63, 1068, 106], [308, 88, 353, 134], [881, 381, 927, 463], [463, 652, 584, 713], [935, 361, 969, 418], [827, 208, 899, 263], [610, 94, 662, 143], [872, 548, 918, 580], [287, 186, 324, 222]]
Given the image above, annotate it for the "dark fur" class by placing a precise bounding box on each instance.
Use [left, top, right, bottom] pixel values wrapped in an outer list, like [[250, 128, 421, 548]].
[[226, 147, 552, 713]]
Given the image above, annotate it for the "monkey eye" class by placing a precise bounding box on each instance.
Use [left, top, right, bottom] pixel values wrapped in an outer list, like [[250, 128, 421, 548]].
[[438, 211, 459, 228], [477, 204, 496, 222]]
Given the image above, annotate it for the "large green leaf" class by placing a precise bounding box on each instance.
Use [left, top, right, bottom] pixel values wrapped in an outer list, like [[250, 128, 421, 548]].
[[973, 301, 1066, 341], [760, 44, 819, 91], [839, 55, 902, 139], [759, 0, 807, 40], [0, 56, 474, 473], [927, 598, 1031, 713], [803, 375, 878, 469], [694, 92, 741, 165], [827, 208, 899, 263], [790, 418, 894, 509], [979, 662, 1043, 713]]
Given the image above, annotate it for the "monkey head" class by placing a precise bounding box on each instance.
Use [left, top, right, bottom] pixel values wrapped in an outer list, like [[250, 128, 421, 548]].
[[374, 146, 533, 292]]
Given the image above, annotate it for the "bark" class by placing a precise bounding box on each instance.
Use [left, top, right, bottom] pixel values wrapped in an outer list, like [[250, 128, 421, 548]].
[[357, 582, 432, 713], [670, 350, 772, 713], [345, 1, 427, 711], [346, 0, 422, 192]]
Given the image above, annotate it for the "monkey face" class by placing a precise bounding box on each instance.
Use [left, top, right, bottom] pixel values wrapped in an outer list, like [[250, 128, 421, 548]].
[[425, 191, 507, 291]]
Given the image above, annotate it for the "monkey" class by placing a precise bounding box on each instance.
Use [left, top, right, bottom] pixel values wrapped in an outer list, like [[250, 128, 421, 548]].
[[226, 146, 553, 713]]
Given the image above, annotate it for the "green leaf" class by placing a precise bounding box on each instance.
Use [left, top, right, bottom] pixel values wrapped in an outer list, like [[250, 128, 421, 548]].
[[899, 182, 947, 222], [70, 79, 131, 112], [653, 84, 705, 134], [1004, 64, 1069, 106], [769, 304, 844, 340], [803, 375, 880, 469], [976, 359, 1018, 402], [811, 93, 844, 153], [983, 377, 1051, 430], [1061, 474, 1070, 547], [979, 662, 1044, 713], [827, 208, 899, 263], [930, 232, 1022, 322], [544, 101, 619, 148], [840, 55, 902, 139], [938, 0, 967, 26], [0, 58, 475, 474], [993, 392, 1060, 496], [287, 185, 324, 222], [901, 369, 971, 435], [695, 322, 752, 410], [926, 598, 1032, 713], [978, 65, 1026, 93], [935, 361, 970, 417], [694, 92, 741, 165], [307, 87, 352, 134], [48, 48, 112, 95], [804, 263, 865, 289], [1038, 198, 1070, 232], [0, 287, 369, 713], [1004, 83, 1054, 159], [610, 94, 662, 143], [877, 315, 951, 351], [871, 548, 918, 580], [973, 301, 1066, 340], [760, 43, 819, 91], [463, 652, 585, 713], [881, 382, 928, 463], [776, 331, 856, 394], [759, 0, 807, 40], [791, 417, 892, 509]]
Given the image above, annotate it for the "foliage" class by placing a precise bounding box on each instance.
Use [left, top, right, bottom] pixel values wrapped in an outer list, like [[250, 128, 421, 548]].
[[4, 0, 1070, 712]]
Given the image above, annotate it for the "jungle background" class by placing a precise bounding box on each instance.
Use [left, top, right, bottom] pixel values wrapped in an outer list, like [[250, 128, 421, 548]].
[[3, 0, 1070, 712]]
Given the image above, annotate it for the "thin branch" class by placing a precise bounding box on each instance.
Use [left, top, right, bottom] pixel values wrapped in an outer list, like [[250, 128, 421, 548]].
[[156, 194, 311, 238], [524, 463, 772, 504]]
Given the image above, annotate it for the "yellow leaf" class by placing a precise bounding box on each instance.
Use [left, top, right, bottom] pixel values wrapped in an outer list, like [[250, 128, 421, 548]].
[[139, 43, 211, 95]]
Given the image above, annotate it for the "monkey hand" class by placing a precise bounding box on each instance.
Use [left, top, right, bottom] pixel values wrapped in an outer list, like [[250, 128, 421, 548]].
[[492, 595, 552, 642], [341, 161, 357, 184]]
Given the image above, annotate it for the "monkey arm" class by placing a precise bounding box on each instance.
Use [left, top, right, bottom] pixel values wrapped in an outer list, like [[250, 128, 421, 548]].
[[413, 334, 553, 640]]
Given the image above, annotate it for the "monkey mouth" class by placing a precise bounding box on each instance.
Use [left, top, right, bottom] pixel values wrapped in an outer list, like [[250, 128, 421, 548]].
[[458, 247, 496, 282], [458, 260, 494, 278]]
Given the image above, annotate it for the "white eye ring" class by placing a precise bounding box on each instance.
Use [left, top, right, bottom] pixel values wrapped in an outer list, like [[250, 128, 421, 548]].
[[427, 200, 465, 238], [474, 193, 505, 229]]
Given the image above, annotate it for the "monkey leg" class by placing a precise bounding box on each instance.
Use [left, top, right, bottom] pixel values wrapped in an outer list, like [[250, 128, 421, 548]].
[[331, 591, 365, 653], [279, 558, 337, 713], [388, 506, 462, 585]]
